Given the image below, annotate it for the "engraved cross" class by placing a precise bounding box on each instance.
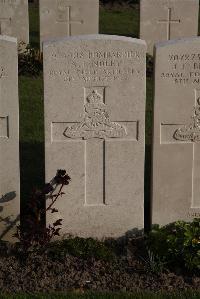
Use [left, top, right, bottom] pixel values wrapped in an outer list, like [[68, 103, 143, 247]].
[[56, 5, 83, 36], [160, 89, 200, 208], [157, 8, 180, 40], [52, 87, 139, 206]]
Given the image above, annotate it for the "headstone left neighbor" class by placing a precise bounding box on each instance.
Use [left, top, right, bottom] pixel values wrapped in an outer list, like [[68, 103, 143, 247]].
[[44, 35, 146, 239], [0, 36, 20, 242], [0, 0, 29, 45]]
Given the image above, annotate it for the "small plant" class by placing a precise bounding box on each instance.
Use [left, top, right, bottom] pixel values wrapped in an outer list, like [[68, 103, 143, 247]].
[[18, 43, 43, 77], [14, 169, 71, 251], [47, 237, 115, 261], [140, 249, 166, 275], [147, 218, 200, 273]]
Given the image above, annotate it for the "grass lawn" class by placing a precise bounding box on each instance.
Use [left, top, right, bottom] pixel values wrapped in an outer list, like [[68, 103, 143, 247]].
[[0, 292, 200, 299]]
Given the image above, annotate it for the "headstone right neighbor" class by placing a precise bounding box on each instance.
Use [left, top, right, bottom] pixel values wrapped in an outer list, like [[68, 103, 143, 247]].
[[43, 35, 146, 239], [152, 37, 200, 226], [0, 35, 20, 242], [140, 0, 199, 55]]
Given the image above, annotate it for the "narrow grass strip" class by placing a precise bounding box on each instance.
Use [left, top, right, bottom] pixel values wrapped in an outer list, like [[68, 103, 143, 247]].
[[0, 291, 200, 299]]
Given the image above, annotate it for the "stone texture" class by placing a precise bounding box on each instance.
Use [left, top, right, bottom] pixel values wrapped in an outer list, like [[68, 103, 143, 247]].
[[40, 0, 99, 49], [0, 0, 29, 45], [140, 0, 199, 55], [43, 35, 146, 239], [0, 36, 20, 242], [152, 37, 200, 226]]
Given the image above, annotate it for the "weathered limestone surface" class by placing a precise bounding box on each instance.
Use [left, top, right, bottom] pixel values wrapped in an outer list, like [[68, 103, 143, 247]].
[[44, 35, 146, 239], [152, 37, 200, 226], [0, 36, 20, 242], [0, 0, 29, 45], [140, 0, 199, 55], [40, 0, 99, 49]]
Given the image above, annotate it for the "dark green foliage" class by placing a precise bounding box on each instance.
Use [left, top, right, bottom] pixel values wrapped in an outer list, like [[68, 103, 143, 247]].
[[18, 45, 42, 77], [148, 219, 200, 272], [47, 237, 115, 261], [140, 250, 166, 275], [101, 0, 139, 5]]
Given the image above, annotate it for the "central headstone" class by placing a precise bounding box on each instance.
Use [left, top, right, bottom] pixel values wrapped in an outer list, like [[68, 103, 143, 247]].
[[44, 35, 146, 238], [140, 0, 199, 55], [0, 0, 29, 45], [40, 0, 99, 49]]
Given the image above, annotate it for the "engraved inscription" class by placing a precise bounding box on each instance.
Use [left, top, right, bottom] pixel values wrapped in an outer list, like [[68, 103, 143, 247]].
[[0, 0, 17, 3], [157, 8, 180, 40], [64, 90, 127, 140], [160, 52, 200, 85], [48, 49, 145, 84], [187, 212, 200, 218]]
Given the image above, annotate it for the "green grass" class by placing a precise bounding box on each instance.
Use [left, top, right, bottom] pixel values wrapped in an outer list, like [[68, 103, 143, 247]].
[[29, 3, 40, 48], [0, 292, 200, 299], [19, 75, 44, 205], [100, 7, 139, 38]]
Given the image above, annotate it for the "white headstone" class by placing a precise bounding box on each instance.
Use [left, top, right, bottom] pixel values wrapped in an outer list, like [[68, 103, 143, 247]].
[[0, 36, 20, 242], [0, 0, 29, 45], [152, 37, 200, 225], [140, 0, 199, 55], [40, 0, 99, 49], [44, 35, 146, 239]]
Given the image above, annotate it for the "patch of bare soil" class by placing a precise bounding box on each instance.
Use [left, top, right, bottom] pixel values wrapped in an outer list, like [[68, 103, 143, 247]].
[[0, 240, 198, 294]]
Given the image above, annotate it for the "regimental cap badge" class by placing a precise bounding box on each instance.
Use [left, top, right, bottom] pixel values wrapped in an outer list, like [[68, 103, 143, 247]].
[[63, 89, 127, 140], [86, 90, 103, 104], [174, 97, 200, 142]]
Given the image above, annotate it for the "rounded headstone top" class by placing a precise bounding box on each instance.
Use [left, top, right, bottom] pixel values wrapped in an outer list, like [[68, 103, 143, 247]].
[[43, 34, 147, 48]]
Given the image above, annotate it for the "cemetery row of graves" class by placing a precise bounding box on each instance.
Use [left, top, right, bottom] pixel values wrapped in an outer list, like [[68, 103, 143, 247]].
[[1, 1, 200, 244], [0, 0, 199, 237], [0, 0, 199, 294]]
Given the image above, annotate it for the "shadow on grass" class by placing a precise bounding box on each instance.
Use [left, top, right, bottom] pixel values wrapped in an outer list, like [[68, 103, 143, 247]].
[[20, 141, 45, 225], [29, 32, 40, 49], [144, 144, 152, 232]]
